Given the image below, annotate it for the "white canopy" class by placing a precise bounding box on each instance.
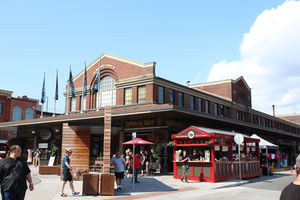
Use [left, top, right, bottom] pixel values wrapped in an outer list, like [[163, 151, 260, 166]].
[[250, 134, 278, 149]]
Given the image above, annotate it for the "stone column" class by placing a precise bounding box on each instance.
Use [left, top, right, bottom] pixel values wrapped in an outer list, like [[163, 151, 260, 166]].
[[103, 106, 112, 174]]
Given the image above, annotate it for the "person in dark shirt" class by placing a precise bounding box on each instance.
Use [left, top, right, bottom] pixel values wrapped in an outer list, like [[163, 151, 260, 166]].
[[60, 148, 79, 197], [280, 154, 300, 200], [180, 150, 190, 183], [0, 145, 34, 200]]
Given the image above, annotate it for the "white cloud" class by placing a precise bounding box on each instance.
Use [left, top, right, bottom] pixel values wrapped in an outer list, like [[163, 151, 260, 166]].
[[207, 0, 300, 115]]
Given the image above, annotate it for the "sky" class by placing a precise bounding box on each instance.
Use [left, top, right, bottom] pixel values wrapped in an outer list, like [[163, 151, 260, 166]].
[[1, 0, 298, 115]]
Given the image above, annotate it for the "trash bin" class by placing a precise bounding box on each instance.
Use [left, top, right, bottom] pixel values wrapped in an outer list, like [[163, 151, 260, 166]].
[[100, 174, 114, 196], [82, 173, 99, 195]]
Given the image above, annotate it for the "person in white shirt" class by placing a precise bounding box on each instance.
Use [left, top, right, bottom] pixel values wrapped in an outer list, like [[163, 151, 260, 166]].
[[110, 151, 125, 190]]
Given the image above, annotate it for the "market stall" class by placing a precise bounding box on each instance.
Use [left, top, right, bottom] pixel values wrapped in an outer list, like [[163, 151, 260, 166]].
[[172, 126, 260, 182]]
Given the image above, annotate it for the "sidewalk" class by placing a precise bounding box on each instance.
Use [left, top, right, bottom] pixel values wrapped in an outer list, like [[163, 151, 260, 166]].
[[25, 165, 291, 200]]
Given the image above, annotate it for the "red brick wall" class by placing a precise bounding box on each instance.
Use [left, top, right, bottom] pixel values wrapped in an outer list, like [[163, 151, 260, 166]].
[[279, 115, 300, 125], [232, 79, 251, 107], [146, 84, 153, 103], [10, 97, 38, 120], [195, 82, 232, 100], [67, 55, 155, 111], [132, 86, 137, 104]]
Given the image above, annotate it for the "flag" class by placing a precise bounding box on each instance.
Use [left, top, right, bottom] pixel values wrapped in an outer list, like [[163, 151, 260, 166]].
[[93, 59, 101, 92], [83, 62, 87, 96], [41, 73, 46, 104], [69, 66, 75, 97], [55, 69, 58, 100], [93, 68, 99, 92]]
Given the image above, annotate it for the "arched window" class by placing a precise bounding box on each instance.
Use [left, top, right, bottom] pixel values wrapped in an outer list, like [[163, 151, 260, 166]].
[[96, 75, 116, 108], [12, 106, 22, 121], [25, 108, 34, 120]]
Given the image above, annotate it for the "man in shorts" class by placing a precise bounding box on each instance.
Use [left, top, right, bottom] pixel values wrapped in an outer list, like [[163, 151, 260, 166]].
[[110, 151, 125, 190], [60, 148, 80, 197]]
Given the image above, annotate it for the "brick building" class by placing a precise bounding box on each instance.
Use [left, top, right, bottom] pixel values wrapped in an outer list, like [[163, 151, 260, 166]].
[[0, 89, 39, 139], [0, 53, 300, 172]]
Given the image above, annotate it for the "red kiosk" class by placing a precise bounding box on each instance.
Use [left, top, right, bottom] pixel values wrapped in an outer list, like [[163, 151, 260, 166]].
[[172, 126, 260, 182]]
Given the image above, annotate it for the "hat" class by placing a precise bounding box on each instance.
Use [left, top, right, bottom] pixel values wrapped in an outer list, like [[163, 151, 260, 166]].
[[296, 154, 300, 168], [65, 148, 72, 153]]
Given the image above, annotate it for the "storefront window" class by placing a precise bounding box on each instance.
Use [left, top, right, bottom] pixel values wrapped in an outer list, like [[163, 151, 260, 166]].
[[0, 103, 2, 114]]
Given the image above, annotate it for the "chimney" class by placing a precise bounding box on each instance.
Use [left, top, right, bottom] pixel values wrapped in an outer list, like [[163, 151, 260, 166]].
[[272, 105, 275, 117]]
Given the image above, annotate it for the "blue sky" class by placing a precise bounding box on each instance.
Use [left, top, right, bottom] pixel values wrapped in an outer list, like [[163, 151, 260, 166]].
[[2, 0, 298, 115]]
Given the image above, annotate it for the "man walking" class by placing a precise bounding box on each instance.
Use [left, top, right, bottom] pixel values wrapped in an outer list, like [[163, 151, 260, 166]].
[[60, 148, 80, 197], [280, 154, 300, 199], [0, 145, 34, 200], [110, 151, 125, 190]]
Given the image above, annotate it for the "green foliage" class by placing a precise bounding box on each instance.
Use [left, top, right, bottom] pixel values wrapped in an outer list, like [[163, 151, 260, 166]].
[[97, 152, 103, 160]]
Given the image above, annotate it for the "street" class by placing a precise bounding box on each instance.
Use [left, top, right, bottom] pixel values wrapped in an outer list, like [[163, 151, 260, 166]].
[[25, 166, 294, 200]]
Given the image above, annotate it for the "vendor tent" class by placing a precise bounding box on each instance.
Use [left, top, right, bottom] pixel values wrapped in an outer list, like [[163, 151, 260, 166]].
[[250, 134, 278, 149]]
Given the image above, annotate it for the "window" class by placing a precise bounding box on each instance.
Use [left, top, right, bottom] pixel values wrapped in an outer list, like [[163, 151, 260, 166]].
[[178, 92, 183, 107], [0, 103, 2, 114], [220, 105, 224, 117], [97, 75, 116, 107], [138, 86, 146, 103], [158, 86, 164, 104], [225, 107, 230, 117], [124, 88, 132, 105], [214, 103, 218, 116], [71, 97, 76, 112], [197, 98, 202, 112], [190, 96, 195, 110], [12, 106, 22, 121], [80, 96, 87, 111], [205, 100, 210, 113], [168, 89, 174, 104], [25, 108, 34, 120]]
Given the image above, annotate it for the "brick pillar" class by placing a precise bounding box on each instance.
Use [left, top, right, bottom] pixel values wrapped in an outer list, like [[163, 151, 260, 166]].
[[119, 131, 124, 154], [103, 106, 112, 174]]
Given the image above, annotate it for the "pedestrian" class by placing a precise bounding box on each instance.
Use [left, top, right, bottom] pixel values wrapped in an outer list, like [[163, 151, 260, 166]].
[[180, 150, 190, 183], [132, 153, 141, 183], [139, 150, 145, 176], [144, 150, 151, 176], [280, 154, 300, 199], [0, 145, 34, 200], [110, 151, 126, 190], [33, 149, 41, 167], [60, 148, 80, 197], [125, 149, 132, 178]]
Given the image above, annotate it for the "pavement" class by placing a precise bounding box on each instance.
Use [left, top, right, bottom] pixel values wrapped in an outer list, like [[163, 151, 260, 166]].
[[25, 166, 295, 200]]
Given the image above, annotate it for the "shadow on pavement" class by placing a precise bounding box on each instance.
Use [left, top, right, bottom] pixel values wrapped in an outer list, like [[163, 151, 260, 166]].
[[113, 176, 176, 196], [213, 172, 292, 190]]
